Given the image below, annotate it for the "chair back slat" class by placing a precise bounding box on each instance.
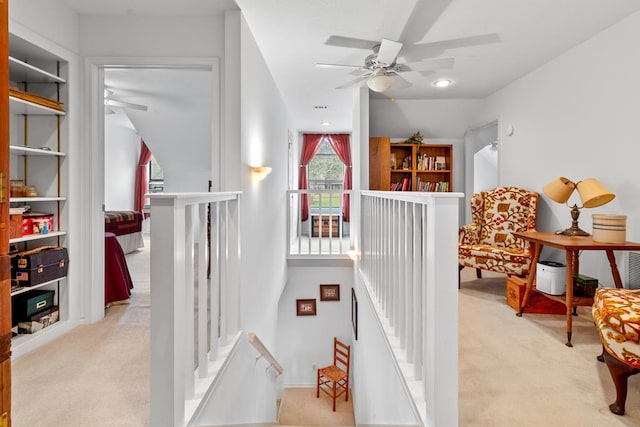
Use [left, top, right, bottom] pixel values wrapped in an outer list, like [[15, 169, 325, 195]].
[[333, 337, 350, 374]]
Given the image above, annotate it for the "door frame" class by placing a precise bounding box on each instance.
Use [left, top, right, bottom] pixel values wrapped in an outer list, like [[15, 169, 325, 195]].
[[464, 117, 501, 224], [84, 56, 220, 323]]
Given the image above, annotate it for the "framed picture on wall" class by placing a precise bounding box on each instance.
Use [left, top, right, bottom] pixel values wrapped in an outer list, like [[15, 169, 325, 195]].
[[296, 299, 317, 316], [351, 288, 358, 340], [320, 284, 340, 301]]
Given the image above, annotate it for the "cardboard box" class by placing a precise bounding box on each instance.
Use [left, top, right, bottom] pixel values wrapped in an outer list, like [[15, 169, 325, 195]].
[[506, 276, 527, 311], [9, 214, 23, 239]]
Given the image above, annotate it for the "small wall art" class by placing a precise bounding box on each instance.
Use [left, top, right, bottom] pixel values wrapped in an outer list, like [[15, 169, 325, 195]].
[[296, 298, 317, 316], [320, 284, 340, 301]]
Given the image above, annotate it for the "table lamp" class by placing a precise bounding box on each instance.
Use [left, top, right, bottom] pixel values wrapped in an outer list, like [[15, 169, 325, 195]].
[[543, 177, 615, 236]]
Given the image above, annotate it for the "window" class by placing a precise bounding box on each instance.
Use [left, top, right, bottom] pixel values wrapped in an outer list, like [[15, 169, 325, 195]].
[[148, 155, 164, 193], [308, 138, 343, 190]]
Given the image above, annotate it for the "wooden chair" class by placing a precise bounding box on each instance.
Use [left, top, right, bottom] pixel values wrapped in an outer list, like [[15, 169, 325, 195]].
[[316, 337, 350, 411]]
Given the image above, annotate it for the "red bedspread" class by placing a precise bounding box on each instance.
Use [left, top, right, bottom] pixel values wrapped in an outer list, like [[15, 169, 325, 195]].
[[105, 232, 133, 305], [104, 210, 143, 236]]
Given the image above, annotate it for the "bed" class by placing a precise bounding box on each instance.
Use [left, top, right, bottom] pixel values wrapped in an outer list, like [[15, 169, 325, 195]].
[[104, 210, 144, 254]]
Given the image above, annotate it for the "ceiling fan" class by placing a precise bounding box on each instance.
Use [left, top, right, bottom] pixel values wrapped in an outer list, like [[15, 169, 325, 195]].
[[317, 37, 456, 92], [104, 88, 148, 115]]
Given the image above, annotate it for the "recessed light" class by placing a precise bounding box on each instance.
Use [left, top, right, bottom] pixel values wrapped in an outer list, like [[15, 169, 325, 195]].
[[321, 121, 331, 127], [433, 79, 452, 88]]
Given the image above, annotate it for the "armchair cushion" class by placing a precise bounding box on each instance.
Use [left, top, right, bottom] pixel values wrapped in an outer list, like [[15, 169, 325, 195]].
[[459, 186, 539, 277]]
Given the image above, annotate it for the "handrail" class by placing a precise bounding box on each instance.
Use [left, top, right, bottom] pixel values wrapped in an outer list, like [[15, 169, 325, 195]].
[[248, 332, 283, 376]]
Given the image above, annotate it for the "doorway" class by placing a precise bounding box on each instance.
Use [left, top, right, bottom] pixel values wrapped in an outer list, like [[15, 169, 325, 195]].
[[86, 58, 220, 323], [464, 119, 499, 224]]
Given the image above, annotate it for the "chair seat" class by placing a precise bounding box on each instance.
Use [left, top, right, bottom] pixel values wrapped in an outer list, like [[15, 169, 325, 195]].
[[593, 288, 640, 369], [458, 244, 531, 264], [319, 365, 347, 382]]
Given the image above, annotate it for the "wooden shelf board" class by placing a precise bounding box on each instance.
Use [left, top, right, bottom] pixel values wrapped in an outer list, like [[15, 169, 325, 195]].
[[10, 196, 66, 202], [10, 231, 66, 244], [9, 96, 66, 116], [10, 145, 66, 157], [9, 56, 66, 84], [11, 277, 67, 297]]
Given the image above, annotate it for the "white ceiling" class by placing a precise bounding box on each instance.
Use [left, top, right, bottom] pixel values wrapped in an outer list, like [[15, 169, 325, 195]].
[[64, 0, 640, 133]]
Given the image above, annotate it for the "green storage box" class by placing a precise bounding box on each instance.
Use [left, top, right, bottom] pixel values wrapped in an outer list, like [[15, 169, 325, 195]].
[[573, 274, 598, 298], [12, 289, 55, 326]]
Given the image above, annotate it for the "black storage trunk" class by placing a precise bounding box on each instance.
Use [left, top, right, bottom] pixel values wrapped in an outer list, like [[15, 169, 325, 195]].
[[12, 289, 55, 326], [11, 246, 69, 287]]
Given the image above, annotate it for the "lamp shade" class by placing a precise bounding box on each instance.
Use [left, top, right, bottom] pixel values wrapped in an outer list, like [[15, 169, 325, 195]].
[[367, 69, 393, 93], [543, 177, 575, 204], [576, 178, 615, 208]]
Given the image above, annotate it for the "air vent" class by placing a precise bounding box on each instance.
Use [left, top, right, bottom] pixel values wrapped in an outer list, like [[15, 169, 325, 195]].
[[313, 105, 328, 110], [627, 252, 640, 289]]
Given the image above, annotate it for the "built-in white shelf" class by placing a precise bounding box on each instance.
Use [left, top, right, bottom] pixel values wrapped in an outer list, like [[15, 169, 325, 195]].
[[9, 56, 66, 84], [10, 145, 66, 157], [10, 196, 66, 203], [9, 96, 65, 116], [11, 277, 67, 297], [10, 231, 66, 244]]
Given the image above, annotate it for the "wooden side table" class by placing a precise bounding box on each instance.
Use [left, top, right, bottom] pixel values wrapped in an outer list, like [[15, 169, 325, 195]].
[[513, 231, 640, 347]]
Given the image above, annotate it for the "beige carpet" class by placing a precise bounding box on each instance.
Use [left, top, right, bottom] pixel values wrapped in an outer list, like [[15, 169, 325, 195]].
[[11, 240, 151, 427], [277, 387, 354, 426], [458, 269, 640, 426]]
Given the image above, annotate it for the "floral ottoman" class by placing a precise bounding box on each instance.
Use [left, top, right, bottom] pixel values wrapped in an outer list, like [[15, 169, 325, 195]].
[[592, 287, 640, 415]]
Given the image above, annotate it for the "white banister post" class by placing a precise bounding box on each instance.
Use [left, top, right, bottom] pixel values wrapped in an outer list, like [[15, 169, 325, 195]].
[[423, 197, 459, 427], [209, 201, 220, 360], [184, 204, 195, 399], [413, 204, 424, 380], [197, 203, 209, 378], [150, 196, 187, 427], [219, 201, 229, 342], [226, 197, 241, 334]]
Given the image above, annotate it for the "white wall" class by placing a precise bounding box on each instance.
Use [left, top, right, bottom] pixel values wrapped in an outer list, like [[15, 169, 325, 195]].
[[277, 265, 353, 386], [472, 10, 640, 284], [104, 122, 138, 210], [351, 276, 421, 425], [9, 0, 79, 53]]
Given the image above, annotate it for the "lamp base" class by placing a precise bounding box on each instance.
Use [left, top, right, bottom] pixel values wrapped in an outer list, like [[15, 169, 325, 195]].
[[555, 227, 590, 237], [555, 204, 590, 236]]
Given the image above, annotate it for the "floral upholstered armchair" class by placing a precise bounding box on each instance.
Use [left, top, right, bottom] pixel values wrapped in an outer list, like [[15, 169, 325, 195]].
[[458, 186, 539, 279]]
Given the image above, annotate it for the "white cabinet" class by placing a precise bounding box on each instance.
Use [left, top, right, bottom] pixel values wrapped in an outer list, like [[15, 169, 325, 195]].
[[8, 32, 70, 357]]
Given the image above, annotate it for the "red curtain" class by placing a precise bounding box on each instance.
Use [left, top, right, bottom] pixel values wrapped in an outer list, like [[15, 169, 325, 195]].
[[134, 140, 153, 213], [326, 134, 352, 222], [298, 134, 325, 221]]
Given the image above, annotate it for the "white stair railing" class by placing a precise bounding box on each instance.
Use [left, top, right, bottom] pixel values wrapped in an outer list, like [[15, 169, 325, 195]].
[[248, 332, 283, 376], [360, 191, 462, 427], [287, 189, 352, 256], [149, 192, 241, 427]]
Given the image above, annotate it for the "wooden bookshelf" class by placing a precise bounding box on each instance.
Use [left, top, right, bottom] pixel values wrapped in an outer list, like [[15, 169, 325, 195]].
[[369, 137, 453, 192]]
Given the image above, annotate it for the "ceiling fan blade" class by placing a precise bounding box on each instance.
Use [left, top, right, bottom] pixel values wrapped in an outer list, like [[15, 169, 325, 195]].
[[376, 39, 403, 66], [324, 35, 379, 50], [316, 62, 367, 70], [403, 33, 501, 62], [335, 75, 369, 90], [389, 72, 413, 90], [399, 0, 453, 44], [404, 57, 455, 72], [105, 99, 148, 111]]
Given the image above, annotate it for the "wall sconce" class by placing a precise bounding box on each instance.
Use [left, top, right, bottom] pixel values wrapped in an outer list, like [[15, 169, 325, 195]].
[[250, 166, 272, 181], [543, 177, 615, 236]]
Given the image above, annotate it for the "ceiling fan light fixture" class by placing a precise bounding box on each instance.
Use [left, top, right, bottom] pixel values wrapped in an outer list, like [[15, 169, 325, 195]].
[[367, 69, 393, 93], [433, 79, 452, 88]]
